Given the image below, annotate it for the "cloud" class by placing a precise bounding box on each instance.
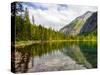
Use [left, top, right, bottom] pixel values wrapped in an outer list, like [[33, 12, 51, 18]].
[[23, 3, 97, 31], [57, 4, 68, 11], [23, 2, 48, 10]]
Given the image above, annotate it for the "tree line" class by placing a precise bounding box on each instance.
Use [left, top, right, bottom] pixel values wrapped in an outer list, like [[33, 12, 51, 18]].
[[11, 2, 97, 42]]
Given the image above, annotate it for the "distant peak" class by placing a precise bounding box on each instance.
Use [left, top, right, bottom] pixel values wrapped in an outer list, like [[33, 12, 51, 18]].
[[84, 11, 93, 15], [79, 11, 93, 19], [86, 11, 92, 13]]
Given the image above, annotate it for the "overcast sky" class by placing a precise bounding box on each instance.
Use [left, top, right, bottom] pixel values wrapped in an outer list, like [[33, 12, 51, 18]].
[[22, 2, 97, 31]]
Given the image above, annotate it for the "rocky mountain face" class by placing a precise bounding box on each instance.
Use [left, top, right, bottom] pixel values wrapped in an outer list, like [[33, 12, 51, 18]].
[[60, 11, 97, 35], [80, 12, 97, 34]]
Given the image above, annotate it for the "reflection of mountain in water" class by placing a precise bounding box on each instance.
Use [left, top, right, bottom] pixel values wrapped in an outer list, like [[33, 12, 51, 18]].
[[79, 43, 97, 68], [62, 42, 97, 68], [11, 42, 97, 73], [62, 44, 94, 68]]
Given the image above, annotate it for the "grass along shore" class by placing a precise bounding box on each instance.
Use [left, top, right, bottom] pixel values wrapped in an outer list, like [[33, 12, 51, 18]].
[[13, 40, 97, 48]]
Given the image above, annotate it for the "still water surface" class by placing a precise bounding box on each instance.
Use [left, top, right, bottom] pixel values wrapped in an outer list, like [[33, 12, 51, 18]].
[[12, 41, 97, 73]]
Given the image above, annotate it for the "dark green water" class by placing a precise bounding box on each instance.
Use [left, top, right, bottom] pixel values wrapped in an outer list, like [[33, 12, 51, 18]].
[[12, 41, 97, 73]]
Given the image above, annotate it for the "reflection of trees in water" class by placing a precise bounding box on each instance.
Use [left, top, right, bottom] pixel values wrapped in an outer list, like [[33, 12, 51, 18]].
[[31, 43, 65, 57], [12, 42, 65, 73], [15, 52, 31, 73], [11, 45, 34, 73], [11, 41, 97, 73]]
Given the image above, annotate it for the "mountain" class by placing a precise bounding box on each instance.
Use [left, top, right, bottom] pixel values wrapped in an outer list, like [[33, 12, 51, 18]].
[[80, 12, 97, 34], [60, 11, 97, 35]]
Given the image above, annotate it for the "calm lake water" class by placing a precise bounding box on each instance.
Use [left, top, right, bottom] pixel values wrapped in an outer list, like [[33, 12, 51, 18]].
[[11, 41, 97, 73]]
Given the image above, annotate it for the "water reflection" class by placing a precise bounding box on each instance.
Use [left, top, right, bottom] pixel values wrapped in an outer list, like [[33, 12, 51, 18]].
[[11, 41, 97, 73]]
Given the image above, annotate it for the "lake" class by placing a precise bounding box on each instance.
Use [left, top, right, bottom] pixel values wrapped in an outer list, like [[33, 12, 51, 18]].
[[11, 41, 97, 73]]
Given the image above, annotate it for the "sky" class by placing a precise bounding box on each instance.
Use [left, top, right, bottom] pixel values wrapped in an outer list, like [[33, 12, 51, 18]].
[[22, 2, 97, 31]]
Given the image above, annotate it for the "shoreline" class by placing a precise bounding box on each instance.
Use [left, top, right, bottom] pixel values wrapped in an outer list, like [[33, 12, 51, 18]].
[[13, 40, 97, 48]]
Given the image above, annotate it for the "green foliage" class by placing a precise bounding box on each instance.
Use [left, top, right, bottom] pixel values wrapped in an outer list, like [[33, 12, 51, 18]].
[[15, 8, 31, 41], [15, 8, 97, 42], [31, 24, 65, 41]]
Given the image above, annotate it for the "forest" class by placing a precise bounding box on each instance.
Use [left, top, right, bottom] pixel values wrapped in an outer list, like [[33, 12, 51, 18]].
[[11, 2, 97, 46]]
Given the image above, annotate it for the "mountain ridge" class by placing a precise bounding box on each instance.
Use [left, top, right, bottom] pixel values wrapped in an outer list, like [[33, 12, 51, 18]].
[[60, 11, 97, 36]]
